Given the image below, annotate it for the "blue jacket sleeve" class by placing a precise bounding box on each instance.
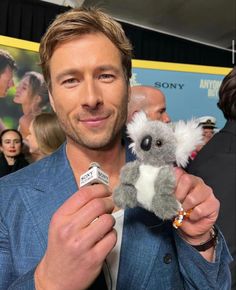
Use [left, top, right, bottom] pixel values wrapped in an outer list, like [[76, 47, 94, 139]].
[[173, 227, 233, 290], [0, 219, 35, 290]]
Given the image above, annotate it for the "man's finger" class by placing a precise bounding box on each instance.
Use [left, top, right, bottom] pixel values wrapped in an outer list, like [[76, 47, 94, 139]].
[[56, 184, 112, 215]]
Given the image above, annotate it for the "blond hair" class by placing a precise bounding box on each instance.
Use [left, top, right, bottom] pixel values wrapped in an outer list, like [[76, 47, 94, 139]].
[[32, 112, 66, 155], [39, 7, 133, 90]]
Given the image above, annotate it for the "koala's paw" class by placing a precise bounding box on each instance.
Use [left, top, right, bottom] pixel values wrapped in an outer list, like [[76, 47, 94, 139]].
[[152, 193, 181, 220], [152, 166, 180, 220], [119, 161, 140, 184], [113, 184, 138, 209]]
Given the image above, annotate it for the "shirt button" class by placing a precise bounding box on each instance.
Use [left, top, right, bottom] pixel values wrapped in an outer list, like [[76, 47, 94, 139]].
[[163, 253, 172, 264]]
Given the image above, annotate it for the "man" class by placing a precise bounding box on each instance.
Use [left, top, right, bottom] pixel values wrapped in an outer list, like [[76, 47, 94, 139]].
[[197, 115, 216, 148], [0, 7, 232, 290], [128, 85, 171, 123], [187, 67, 236, 289], [0, 49, 17, 131], [0, 49, 16, 98], [190, 116, 217, 160]]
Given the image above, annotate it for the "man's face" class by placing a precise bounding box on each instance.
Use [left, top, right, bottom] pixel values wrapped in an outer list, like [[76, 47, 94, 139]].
[[0, 66, 14, 97], [146, 91, 171, 123], [203, 128, 214, 143], [49, 33, 129, 150]]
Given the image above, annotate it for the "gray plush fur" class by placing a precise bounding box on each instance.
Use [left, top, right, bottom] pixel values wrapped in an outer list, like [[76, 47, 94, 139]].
[[113, 111, 201, 220]]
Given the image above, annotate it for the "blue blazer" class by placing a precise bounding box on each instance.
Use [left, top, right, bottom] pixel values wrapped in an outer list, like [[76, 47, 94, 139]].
[[0, 144, 232, 290]]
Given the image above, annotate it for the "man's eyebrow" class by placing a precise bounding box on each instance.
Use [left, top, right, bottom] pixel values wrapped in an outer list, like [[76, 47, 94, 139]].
[[96, 65, 121, 74], [55, 66, 121, 82]]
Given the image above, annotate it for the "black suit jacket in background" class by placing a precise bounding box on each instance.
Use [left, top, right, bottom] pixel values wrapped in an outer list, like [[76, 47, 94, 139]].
[[186, 120, 236, 290]]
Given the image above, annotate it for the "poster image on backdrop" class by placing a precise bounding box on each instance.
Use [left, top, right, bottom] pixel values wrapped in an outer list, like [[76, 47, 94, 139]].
[[131, 59, 231, 129], [0, 35, 232, 134], [0, 35, 51, 138]]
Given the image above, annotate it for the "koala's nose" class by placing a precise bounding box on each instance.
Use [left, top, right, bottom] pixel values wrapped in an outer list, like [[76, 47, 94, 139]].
[[140, 135, 152, 151]]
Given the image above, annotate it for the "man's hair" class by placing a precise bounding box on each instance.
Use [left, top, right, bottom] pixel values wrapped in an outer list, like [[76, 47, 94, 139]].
[[32, 112, 66, 155], [39, 7, 133, 89], [0, 49, 17, 74], [217, 66, 236, 120]]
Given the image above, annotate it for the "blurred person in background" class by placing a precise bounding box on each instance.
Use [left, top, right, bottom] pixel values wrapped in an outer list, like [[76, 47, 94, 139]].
[[0, 129, 28, 177], [186, 67, 236, 289], [127, 85, 171, 123], [0, 49, 17, 132], [26, 112, 66, 161], [190, 116, 217, 160], [197, 115, 216, 148], [13, 71, 50, 139]]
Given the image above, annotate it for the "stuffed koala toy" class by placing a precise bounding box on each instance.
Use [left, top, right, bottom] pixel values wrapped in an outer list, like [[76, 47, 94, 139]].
[[113, 111, 203, 221]]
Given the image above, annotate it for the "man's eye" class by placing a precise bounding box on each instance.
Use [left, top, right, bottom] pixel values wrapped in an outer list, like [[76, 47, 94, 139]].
[[62, 78, 79, 87], [99, 74, 114, 81], [63, 78, 77, 84]]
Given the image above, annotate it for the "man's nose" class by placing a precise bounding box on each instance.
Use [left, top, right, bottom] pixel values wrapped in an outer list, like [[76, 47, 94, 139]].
[[162, 112, 171, 123], [81, 80, 103, 109]]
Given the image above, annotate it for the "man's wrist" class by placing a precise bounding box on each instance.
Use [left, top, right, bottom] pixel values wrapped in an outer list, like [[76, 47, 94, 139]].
[[34, 264, 58, 290], [188, 226, 218, 251], [178, 226, 218, 251]]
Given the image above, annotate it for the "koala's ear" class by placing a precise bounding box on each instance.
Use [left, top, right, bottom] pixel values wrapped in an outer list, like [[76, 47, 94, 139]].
[[174, 119, 203, 167], [127, 111, 148, 142]]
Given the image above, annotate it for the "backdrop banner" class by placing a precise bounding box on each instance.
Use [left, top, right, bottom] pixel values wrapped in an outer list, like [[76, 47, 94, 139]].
[[0, 35, 40, 130], [131, 60, 231, 129], [0, 35, 232, 131]]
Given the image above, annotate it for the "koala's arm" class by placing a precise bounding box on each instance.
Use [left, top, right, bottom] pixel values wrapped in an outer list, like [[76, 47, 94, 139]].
[[152, 165, 181, 220], [113, 161, 140, 209]]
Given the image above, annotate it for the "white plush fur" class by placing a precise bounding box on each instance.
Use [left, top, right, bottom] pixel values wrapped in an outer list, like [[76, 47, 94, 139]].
[[174, 119, 203, 167], [127, 111, 148, 155], [135, 164, 161, 209]]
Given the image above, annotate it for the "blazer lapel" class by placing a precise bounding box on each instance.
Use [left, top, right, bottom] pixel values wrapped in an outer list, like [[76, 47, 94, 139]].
[[21, 144, 78, 251]]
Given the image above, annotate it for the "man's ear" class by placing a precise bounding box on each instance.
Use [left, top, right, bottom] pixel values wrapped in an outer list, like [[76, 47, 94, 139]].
[[49, 92, 56, 112], [128, 85, 131, 103]]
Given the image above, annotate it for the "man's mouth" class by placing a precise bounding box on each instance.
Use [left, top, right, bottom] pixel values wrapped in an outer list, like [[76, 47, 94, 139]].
[[81, 116, 108, 127]]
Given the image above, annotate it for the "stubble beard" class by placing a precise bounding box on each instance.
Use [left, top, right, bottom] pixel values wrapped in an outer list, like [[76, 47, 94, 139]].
[[57, 111, 127, 151]]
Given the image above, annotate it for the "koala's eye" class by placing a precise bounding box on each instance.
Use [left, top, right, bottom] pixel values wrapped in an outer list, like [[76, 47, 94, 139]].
[[156, 139, 162, 147], [140, 135, 152, 151]]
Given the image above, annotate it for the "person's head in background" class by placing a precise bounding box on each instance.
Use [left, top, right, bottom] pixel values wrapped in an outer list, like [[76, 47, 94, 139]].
[[198, 116, 216, 145], [0, 129, 23, 164], [14, 71, 49, 115], [217, 66, 236, 121], [128, 85, 171, 123], [26, 112, 66, 161], [0, 49, 17, 97]]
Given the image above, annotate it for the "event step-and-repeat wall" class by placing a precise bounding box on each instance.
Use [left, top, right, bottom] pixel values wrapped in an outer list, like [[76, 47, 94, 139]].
[[0, 35, 231, 130]]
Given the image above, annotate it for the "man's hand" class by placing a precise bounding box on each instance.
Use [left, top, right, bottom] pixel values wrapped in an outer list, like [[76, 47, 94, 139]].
[[174, 167, 220, 260], [35, 184, 117, 290]]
